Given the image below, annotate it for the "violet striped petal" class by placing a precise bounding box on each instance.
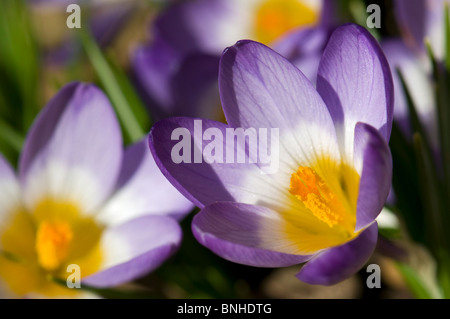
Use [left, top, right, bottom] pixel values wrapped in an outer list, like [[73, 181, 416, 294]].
[[353, 123, 392, 231], [192, 202, 311, 267], [19, 82, 123, 213], [98, 138, 193, 226], [296, 222, 378, 285], [317, 24, 393, 159], [82, 215, 182, 288]]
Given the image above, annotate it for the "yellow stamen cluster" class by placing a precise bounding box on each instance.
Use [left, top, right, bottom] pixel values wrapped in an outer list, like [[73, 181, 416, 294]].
[[289, 166, 344, 228], [35, 220, 73, 271]]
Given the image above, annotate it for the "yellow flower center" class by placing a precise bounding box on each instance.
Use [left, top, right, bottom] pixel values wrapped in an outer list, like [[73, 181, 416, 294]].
[[289, 166, 345, 228], [254, 0, 319, 45], [279, 157, 361, 254], [0, 199, 103, 297], [35, 220, 73, 271]]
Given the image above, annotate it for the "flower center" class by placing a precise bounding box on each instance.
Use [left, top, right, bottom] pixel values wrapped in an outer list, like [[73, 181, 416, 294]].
[[0, 199, 104, 296], [276, 158, 361, 254], [289, 166, 345, 228], [254, 0, 318, 45], [35, 220, 73, 271]]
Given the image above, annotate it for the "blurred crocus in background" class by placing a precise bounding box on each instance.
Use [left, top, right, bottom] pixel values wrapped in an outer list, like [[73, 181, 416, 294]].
[[381, 0, 450, 151], [150, 24, 393, 285], [0, 82, 192, 298], [132, 0, 334, 120], [380, 0, 450, 298]]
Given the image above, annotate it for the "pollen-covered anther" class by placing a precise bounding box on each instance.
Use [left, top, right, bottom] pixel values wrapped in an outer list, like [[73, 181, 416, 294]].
[[35, 220, 73, 271], [289, 166, 343, 228]]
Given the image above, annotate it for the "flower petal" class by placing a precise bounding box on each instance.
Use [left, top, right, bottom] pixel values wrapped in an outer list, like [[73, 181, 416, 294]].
[[381, 39, 438, 148], [82, 215, 182, 288], [171, 53, 221, 119], [19, 82, 123, 213], [132, 38, 179, 119], [0, 155, 21, 233], [353, 123, 392, 231], [296, 222, 378, 285], [97, 138, 194, 226], [155, 0, 248, 55], [272, 26, 329, 84], [394, 0, 446, 59], [317, 24, 393, 159], [220, 39, 334, 133], [394, 0, 427, 51], [192, 202, 311, 267], [90, 3, 134, 48], [149, 117, 262, 208], [132, 40, 220, 120], [219, 39, 341, 170]]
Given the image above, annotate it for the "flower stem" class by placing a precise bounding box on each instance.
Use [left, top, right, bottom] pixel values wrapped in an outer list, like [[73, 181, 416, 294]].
[[79, 29, 145, 143]]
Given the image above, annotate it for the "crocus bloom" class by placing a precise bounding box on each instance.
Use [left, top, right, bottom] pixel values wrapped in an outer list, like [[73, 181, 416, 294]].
[[132, 0, 333, 120], [155, 0, 329, 55], [381, 40, 438, 149], [381, 0, 447, 149], [395, 0, 448, 60], [0, 82, 192, 298], [132, 38, 222, 120], [150, 24, 393, 285]]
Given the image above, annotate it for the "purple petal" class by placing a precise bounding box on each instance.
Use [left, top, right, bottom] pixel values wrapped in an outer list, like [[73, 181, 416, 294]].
[[353, 123, 392, 231], [272, 26, 330, 84], [0, 154, 16, 185], [219, 40, 334, 131], [192, 202, 311, 267], [394, 0, 427, 51], [296, 222, 378, 285], [421, 0, 447, 60], [317, 24, 393, 157], [155, 0, 239, 55], [171, 53, 221, 119], [131, 38, 180, 119], [318, 0, 339, 28], [132, 39, 220, 120], [90, 3, 134, 48], [381, 39, 438, 148], [19, 82, 123, 212], [219, 40, 341, 170], [82, 215, 182, 288], [97, 138, 194, 226], [149, 117, 261, 208]]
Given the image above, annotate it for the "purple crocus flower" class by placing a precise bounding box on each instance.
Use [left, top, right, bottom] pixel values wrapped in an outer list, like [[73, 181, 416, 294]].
[[132, 0, 334, 120], [154, 0, 331, 55], [395, 0, 447, 59], [381, 40, 438, 149], [0, 82, 192, 298], [379, 0, 447, 149], [149, 24, 393, 285], [132, 37, 222, 120]]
